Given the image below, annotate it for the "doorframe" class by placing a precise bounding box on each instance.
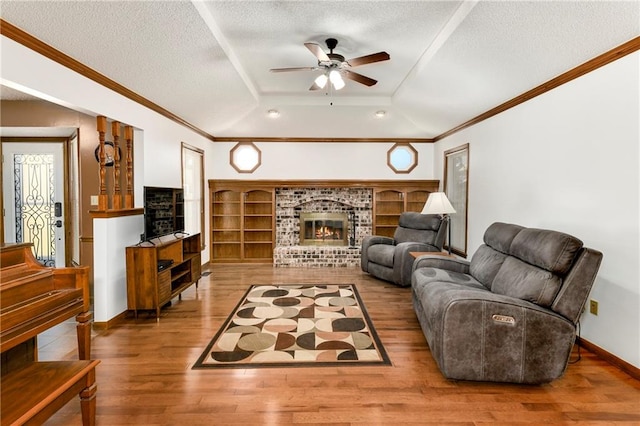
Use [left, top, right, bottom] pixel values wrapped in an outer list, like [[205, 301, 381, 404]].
[[1, 136, 75, 266]]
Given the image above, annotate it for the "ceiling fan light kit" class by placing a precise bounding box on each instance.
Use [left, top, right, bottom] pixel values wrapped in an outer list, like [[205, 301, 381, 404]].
[[314, 73, 328, 89], [329, 70, 345, 90], [270, 37, 390, 91]]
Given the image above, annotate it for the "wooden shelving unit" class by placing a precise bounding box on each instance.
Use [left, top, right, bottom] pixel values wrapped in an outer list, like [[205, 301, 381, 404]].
[[210, 182, 275, 263], [125, 233, 201, 317], [372, 185, 438, 238], [374, 190, 405, 238], [244, 190, 275, 261], [211, 190, 242, 261]]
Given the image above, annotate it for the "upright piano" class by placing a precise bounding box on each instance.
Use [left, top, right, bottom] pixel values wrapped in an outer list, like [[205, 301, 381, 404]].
[[0, 243, 99, 425]]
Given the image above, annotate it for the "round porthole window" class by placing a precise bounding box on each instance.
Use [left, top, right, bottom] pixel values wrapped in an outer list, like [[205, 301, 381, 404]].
[[230, 142, 261, 173], [387, 143, 418, 174]]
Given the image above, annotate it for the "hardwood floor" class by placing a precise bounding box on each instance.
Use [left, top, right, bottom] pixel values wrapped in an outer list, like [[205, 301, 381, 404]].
[[42, 264, 639, 425]]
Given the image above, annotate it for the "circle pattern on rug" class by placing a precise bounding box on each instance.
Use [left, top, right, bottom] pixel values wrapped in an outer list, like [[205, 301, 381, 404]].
[[199, 284, 389, 367]]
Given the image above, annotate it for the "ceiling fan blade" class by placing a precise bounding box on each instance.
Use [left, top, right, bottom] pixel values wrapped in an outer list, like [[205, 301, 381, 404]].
[[309, 81, 323, 91], [342, 70, 378, 87], [346, 51, 390, 67], [304, 42, 330, 62], [270, 67, 317, 73]]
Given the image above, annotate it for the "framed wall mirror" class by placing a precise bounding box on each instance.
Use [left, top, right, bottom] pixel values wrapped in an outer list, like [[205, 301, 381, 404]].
[[444, 143, 469, 257]]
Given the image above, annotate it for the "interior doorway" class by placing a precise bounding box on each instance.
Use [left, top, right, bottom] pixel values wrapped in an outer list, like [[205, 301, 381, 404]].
[[2, 141, 66, 266]]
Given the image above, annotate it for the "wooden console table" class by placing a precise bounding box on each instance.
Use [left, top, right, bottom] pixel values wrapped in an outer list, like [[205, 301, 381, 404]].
[[410, 251, 456, 258]]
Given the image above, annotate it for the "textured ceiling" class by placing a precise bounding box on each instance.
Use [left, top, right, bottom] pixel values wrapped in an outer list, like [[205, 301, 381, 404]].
[[0, 85, 39, 101], [1, 1, 638, 139]]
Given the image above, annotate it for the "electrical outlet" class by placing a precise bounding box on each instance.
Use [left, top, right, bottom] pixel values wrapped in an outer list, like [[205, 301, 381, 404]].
[[589, 299, 598, 315]]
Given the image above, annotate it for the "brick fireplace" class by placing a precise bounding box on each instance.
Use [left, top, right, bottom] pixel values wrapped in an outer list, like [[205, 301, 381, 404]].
[[273, 187, 372, 267]]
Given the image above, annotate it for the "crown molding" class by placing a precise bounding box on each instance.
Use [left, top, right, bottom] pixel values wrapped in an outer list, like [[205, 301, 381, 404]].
[[212, 137, 434, 143]]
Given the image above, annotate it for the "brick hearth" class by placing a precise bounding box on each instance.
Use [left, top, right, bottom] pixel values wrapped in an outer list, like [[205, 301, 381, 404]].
[[273, 246, 362, 268]]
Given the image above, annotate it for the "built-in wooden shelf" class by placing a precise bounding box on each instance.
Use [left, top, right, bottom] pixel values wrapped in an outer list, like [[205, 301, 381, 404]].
[[210, 183, 275, 263]]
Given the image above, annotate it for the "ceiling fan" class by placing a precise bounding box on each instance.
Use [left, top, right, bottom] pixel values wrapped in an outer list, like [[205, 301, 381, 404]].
[[270, 38, 390, 91]]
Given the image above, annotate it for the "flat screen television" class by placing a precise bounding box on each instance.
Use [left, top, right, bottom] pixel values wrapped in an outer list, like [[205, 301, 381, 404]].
[[143, 186, 185, 241]]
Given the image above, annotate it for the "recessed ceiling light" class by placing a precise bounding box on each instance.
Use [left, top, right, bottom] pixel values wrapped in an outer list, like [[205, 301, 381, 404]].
[[267, 109, 280, 118], [375, 110, 386, 118]]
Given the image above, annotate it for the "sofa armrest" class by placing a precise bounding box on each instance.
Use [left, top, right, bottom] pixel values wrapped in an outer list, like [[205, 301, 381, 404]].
[[412, 255, 471, 275], [361, 235, 394, 272], [363, 235, 394, 247]]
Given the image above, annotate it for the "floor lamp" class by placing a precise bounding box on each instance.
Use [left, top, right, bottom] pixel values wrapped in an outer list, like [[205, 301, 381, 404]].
[[421, 192, 456, 255]]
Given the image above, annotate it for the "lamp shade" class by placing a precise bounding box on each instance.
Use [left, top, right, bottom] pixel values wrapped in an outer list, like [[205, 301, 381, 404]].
[[421, 192, 456, 215]]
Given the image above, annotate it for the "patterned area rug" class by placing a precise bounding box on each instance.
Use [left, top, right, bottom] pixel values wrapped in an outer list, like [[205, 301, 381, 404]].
[[193, 284, 391, 368]]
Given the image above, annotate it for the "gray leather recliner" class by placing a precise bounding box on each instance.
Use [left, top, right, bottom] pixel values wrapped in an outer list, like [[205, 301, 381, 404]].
[[361, 212, 447, 287], [411, 222, 603, 384]]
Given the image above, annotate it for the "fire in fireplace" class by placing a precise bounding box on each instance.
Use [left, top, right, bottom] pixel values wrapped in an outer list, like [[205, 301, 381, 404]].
[[299, 212, 348, 246]]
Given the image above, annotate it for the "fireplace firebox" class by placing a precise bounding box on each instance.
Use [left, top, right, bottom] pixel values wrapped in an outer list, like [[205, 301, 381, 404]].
[[299, 212, 348, 246]]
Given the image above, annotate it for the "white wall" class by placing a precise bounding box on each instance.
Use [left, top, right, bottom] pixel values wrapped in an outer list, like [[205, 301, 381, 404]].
[[93, 214, 143, 322], [209, 142, 434, 180], [434, 52, 640, 368]]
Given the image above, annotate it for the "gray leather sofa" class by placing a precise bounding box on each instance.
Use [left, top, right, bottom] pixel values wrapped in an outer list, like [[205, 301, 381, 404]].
[[411, 222, 603, 384], [361, 212, 447, 287]]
